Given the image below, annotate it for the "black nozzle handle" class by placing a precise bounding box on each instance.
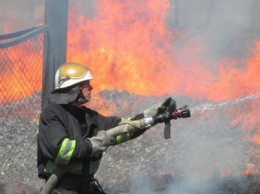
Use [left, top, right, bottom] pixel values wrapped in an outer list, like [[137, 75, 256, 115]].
[[164, 121, 171, 139]]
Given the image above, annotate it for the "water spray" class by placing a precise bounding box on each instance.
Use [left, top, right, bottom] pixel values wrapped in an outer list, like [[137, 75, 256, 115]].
[[190, 93, 260, 115]]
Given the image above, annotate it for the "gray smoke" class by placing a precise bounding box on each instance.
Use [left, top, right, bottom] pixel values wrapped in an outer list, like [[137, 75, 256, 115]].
[[167, 0, 260, 61], [96, 91, 259, 193], [0, 0, 44, 34], [1, 0, 260, 193]]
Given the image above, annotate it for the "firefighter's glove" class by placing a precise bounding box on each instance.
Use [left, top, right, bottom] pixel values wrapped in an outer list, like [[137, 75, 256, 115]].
[[143, 97, 172, 118], [88, 130, 115, 156]]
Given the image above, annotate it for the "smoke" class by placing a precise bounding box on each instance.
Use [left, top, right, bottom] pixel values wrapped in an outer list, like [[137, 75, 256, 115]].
[[164, 176, 250, 194], [95, 92, 258, 193], [167, 0, 260, 61], [0, 182, 38, 194], [123, 96, 254, 194], [130, 172, 157, 194], [1, 0, 259, 193], [0, 0, 44, 34]]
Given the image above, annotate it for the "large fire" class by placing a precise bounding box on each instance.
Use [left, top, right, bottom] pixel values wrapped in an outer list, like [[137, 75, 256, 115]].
[[67, 0, 260, 99], [0, 0, 259, 179], [0, 48, 43, 103], [67, 0, 175, 95], [67, 0, 260, 144]]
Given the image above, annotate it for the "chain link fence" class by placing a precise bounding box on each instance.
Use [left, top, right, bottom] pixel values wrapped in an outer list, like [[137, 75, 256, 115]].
[[0, 26, 47, 189]]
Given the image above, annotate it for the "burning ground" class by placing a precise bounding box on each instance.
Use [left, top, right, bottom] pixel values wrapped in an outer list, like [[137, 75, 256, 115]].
[[1, 90, 260, 193], [1, 0, 260, 193], [94, 90, 260, 194]]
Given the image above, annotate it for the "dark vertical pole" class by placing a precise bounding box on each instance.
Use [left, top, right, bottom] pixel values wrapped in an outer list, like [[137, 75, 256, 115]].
[[42, 0, 69, 108]]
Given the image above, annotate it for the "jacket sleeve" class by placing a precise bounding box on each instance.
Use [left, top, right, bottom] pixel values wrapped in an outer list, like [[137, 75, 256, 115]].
[[95, 111, 148, 144], [38, 105, 92, 165]]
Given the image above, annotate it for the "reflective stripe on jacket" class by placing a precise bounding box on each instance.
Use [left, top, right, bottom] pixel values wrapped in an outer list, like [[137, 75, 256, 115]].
[[37, 104, 121, 178]]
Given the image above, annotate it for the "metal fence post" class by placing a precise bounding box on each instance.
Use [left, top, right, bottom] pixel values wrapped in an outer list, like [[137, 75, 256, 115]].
[[42, 0, 69, 108]]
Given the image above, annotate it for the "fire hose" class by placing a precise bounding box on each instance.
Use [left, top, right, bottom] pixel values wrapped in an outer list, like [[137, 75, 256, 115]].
[[40, 98, 190, 194]]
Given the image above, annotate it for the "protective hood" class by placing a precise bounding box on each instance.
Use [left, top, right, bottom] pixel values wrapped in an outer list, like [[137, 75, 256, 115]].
[[48, 85, 79, 104]]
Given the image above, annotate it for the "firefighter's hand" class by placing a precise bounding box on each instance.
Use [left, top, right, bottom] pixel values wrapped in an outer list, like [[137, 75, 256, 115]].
[[88, 130, 115, 156], [143, 97, 172, 117]]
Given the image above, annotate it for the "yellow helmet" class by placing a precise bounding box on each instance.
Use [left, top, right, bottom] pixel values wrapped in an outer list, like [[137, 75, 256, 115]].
[[49, 62, 93, 104], [54, 62, 93, 89]]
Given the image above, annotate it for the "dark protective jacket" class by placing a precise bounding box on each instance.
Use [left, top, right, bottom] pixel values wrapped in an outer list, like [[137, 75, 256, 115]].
[[37, 103, 145, 179]]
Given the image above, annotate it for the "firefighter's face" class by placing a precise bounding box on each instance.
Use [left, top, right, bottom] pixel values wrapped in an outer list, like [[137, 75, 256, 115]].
[[80, 80, 93, 102]]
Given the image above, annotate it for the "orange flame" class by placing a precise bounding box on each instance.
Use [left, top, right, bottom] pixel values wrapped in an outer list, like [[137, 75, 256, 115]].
[[0, 53, 43, 103], [67, 1, 259, 100], [68, 0, 176, 95], [67, 0, 260, 147], [0, 0, 259, 176], [1, 1, 259, 146]]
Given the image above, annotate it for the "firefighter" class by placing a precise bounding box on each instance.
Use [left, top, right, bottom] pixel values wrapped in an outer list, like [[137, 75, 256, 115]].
[[37, 62, 170, 194]]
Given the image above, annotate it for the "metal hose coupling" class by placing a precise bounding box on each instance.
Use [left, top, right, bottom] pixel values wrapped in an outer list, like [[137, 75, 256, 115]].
[[142, 116, 155, 128]]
